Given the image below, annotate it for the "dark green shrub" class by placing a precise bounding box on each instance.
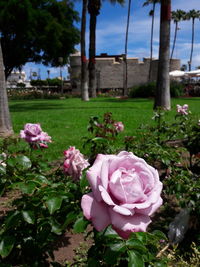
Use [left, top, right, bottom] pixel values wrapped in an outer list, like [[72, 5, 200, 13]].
[[129, 81, 184, 98], [170, 80, 184, 97], [129, 82, 156, 98]]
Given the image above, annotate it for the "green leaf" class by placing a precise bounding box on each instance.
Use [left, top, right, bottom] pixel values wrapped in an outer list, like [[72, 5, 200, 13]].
[[110, 242, 126, 252], [104, 248, 120, 265], [73, 216, 88, 233], [0, 165, 6, 175], [4, 211, 21, 230], [49, 218, 62, 235], [126, 239, 147, 253], [128, 251, 144, 267], [21, 210, 35, 224], [0, 236, 15, 258], [16, 155, 32, 170], [152, 230, 167, 241], [104, 226, 121, 239], [16, 181, 37, 194], [34, 174, 50, 185], [45, 196, 63, 215], [62, 211, 77, 230]]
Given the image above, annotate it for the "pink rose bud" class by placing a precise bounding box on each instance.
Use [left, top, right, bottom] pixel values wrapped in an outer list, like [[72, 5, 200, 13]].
[[63, 146, 89, 180], [81, 151, 163, 239], [114, 121, 124, 132], [176, 104, 189, 115]]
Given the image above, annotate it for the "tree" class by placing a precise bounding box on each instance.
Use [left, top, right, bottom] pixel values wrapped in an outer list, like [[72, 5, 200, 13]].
[[143, 0, 160, 82], [154, 0, 171, 110], [0, 0, 80, 79], [81, 0, 89, 101], [0, 41, 13, 137], [170, 9, 186, 60], [185, 9, 200, 71], [123, 0, 132, 96], [88, 0, 125, 98]]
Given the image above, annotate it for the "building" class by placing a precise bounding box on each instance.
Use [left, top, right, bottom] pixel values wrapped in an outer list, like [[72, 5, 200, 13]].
[[69, 52, 180, 94]]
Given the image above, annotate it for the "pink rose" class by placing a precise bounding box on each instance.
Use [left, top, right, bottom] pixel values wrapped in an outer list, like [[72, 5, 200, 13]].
[[20, 123, 42, 143], [20, 123, 51, 148], [81, 151, 163, 239], [114, 121, 124, 133], [63, 146, 89, 180], [176, 104, 188, 115]]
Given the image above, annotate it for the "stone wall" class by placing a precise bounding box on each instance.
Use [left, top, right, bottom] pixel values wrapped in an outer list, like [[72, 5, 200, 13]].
[[69, 52, 180, 93]]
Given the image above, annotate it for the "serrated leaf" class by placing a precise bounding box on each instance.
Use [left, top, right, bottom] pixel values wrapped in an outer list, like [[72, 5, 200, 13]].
[[128, 251, 144, 267], [45, 196, 63, 215], [0, 165, 6, 175], [4, 211, 21, 230], [34, 175, 50, 185], [152, 230, 167, 241], [104, 226, 121, 239], [73, 216, 88, 233], [110, 242, 126, 252], [126, 239, 147, 253], [17, 181, 37, 194], [21, 210, 35, 224], [16, 155, 31, 170], [49, 218, 62, 235], [104, 248, 120, 265], [62, 211, 77, 230], [0, 236, 15, 258]]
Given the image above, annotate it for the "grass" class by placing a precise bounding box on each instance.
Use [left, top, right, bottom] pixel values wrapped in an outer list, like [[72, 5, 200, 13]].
[[9, 97, 200, 161]]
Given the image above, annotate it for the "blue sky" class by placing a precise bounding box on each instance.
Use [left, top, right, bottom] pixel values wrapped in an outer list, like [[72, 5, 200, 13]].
[[23, 0, 200, 80]]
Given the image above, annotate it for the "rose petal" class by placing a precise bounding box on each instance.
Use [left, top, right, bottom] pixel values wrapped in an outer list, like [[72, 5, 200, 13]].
[[99, 185, 115, 205], [81, 192, 111, 231], [109, 208, 151, 238], [113, 205, 133, 216], [135, 197, 163, 216]]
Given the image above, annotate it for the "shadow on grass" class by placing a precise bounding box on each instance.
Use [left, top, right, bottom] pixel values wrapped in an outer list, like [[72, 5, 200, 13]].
[[93, 98, 153, 103], [10, 102, 144, 112]]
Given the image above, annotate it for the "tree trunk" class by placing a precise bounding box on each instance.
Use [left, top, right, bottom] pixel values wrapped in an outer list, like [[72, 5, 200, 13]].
[[170, 21, 178, 59], [148, 2, 155, 82], [123, 0, 132, 96], [154, 0, 171, 110], [0, 42, 13, 137], [189, 18, 195, 71], [88, 8, 97, 98], [81, 0, 89, 101]]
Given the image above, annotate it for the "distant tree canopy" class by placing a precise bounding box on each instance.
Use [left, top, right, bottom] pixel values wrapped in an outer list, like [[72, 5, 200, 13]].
[[0, 0, 80, 78]]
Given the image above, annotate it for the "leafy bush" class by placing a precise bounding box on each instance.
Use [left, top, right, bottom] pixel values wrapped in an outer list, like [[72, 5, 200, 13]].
[[129, 81, 184, 98]]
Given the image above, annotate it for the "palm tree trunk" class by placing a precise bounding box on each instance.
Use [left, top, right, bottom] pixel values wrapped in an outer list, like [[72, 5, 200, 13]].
[[170, 21, 178, 59], [81, 0, 89, 101], [0, 42, 13, 137], [148, 2, 156, 82], [189, 18, 195, 71], [154, 0, 171, 110], [88, 10, 97, 98], [123, 0, 131, 96]]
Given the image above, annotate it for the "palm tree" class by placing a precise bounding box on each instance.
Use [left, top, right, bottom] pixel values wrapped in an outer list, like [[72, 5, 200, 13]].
[[170, 9, 186, 60], [81, 0, 89, 101], [88, 0, 125, 98], [0, 41, 13, 137], [123, 0, 132, 96], [185, 9, 200, 71], [154, 0, 171, 110], [143, 0, 160, 82]]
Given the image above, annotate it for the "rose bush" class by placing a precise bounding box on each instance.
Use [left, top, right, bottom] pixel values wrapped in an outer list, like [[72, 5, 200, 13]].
[[81, 151, 163, 239], [20, 123, 51, 148], [63, 146, 89, 180]]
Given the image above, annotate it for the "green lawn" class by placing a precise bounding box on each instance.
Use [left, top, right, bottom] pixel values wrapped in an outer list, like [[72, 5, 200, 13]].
[[9, 97, 200, 161]]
